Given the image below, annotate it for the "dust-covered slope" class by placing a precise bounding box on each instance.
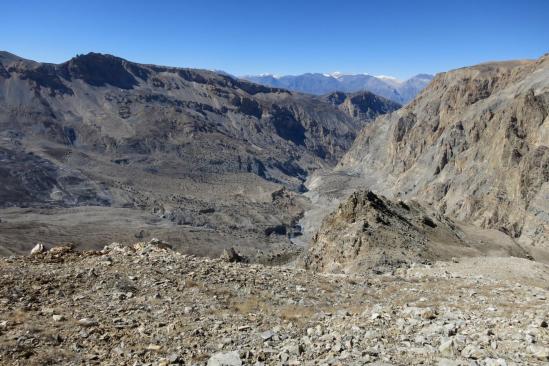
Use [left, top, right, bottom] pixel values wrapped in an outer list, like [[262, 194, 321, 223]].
[[0, 51, 399, 257], [307, 55, 549, 261]]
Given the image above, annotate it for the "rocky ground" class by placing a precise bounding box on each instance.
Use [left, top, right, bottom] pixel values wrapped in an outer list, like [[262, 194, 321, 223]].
[[0, 241, 547, 365]]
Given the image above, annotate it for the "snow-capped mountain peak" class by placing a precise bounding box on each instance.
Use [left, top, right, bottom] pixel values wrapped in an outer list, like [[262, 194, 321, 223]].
[[375, 75, 402, 83], [321, 71, 346, 79]]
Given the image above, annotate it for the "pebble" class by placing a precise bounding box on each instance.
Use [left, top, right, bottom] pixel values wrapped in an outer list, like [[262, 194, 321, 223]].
[[146, 344, 161, 351], [438, 339, 456, 357], [77, 318, 98, 327], [461, 344, 484, 359], [260, 330, 275, 341]]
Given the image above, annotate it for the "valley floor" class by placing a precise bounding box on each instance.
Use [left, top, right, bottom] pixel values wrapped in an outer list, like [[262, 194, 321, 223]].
[[0, 242, 548, 365], [0, 207, 300, 264]]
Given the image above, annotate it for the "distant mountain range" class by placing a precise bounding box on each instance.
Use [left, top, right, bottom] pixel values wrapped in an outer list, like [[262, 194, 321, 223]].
[[241, 72, 434, 104]]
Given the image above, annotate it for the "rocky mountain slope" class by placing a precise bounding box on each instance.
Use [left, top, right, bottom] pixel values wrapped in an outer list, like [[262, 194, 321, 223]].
[[242, 73, 433, 104], [304, 55, 549, 262], [1, 241, 547, 365], [304, 191, 530, 274], [0, 51, 398, 257], [322, 91, 401, 121]]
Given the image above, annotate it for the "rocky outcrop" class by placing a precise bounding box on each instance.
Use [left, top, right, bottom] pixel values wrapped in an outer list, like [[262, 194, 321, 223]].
[[220, 247, 247, 263], [322, 90, 401, 121], [304, 191, 529, 273], [309, 55, 549, 260]]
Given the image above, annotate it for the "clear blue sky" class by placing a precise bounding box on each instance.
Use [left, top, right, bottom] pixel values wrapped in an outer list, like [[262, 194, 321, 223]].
[[2, 0, 548, 79]]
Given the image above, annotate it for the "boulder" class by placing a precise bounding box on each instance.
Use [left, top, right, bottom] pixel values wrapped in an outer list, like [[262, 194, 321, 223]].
[[207, 351, 242, 366], [30, 243, 46, 255], [221, 248, 246, 263]]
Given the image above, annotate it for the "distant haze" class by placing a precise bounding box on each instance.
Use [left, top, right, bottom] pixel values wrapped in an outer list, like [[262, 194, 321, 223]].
[[242, 73, 434, 104]]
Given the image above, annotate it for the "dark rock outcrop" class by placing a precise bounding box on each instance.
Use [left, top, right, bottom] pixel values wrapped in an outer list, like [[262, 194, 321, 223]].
[[322, 90, 401, 121]]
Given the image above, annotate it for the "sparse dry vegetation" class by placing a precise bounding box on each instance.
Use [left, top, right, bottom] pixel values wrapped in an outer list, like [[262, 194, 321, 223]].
[[0, 243, 547, 365]]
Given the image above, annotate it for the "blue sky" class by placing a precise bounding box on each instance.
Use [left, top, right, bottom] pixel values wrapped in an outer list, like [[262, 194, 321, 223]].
[[2, 0, 548, 79]]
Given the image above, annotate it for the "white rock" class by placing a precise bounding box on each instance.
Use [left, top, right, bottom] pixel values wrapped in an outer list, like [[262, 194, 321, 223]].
[[284, 342, 304, 356], [30, 243, 45, 255], [437, 358, 460, 366], [147, 344, 161, 351], [484, 358, 507, 366], [438, 339, 456, 357], [461, 344, 484, 359], [207, 351, 242, 366], [77, 318, 98, 327]]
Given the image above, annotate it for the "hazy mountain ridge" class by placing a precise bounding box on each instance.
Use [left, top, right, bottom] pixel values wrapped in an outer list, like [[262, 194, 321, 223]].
[[242, 72, 434, 104]]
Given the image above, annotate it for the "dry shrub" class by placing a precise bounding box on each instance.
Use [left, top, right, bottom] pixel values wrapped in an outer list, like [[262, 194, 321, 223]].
[[278, 305, 315, 323], [30, 348, 76, 366], [184, 278, 199, 288], [317, 280, 335, 293], [230, 296, 265, 315]]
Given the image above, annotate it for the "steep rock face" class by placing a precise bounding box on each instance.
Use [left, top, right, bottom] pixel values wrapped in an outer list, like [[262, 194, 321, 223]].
[[322, 91, 401, 121], [304, 191, 529, 273], [324, 55, 549, 258]]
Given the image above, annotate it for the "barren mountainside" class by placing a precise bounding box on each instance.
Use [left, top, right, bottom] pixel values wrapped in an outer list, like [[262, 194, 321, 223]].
[[306, 55, 549, 262], [0, 51, 398, 257], [321, 91, 401, 121]]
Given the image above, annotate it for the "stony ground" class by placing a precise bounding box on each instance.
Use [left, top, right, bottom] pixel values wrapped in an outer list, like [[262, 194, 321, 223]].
[[0, 241, 547, 365]]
